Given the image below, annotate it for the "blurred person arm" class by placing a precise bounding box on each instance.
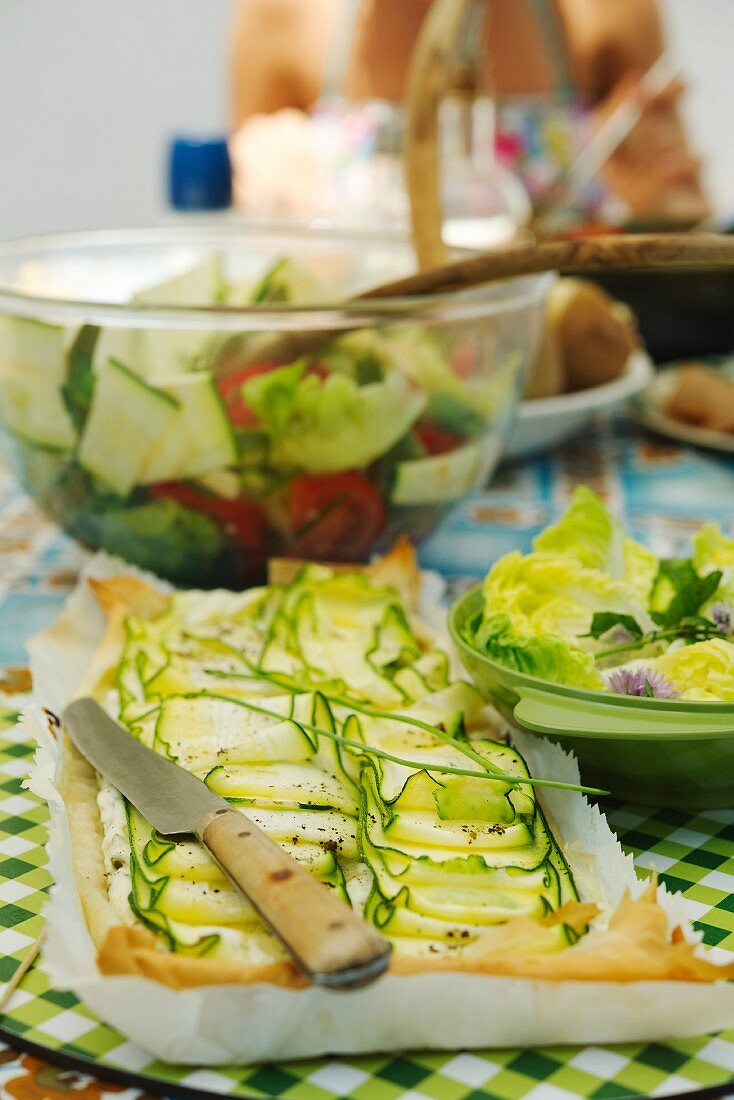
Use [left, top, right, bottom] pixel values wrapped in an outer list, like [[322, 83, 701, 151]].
[[230, 0, 337, 126], [559, 0, 710, 222], [229, 0, 710, 222], [229, 0, 338, 216]]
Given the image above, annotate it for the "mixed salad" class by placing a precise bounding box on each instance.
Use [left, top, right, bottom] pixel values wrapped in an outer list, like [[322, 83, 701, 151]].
[[464, 486, 734, 701], [0, 255, 519, 586]]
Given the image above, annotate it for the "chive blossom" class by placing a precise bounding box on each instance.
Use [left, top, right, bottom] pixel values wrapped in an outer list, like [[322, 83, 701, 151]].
[[606, 667, 680, 700]]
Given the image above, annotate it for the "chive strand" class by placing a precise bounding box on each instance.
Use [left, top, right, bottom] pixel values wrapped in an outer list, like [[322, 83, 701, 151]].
[[198, 690, 606, 796]]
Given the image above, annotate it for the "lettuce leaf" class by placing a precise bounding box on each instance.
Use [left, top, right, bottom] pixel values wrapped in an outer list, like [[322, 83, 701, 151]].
[[472, 612, 604, 690], [481, 550, 652, 645], [473, 548, 654, 688], [691, 524, 734, 614], [533, 486, 658, 605], [240, 361, 306, 436], [640, 638, 734, 701], [693, 524, 734, 570], [242, 365, 426, 473]]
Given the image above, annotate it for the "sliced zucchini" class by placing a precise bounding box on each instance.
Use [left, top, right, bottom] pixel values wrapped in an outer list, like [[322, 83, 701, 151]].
[[6, 316, 65, 372], [132, 255, 224, 376], [111, 559, 581, 963], [154, 694, 311, 770], [205, 761, 358, 814], [78, 358, 179, 495], [134, 254, 225, 307], [0, 318, 76, 449], [157, 876, 261, 927], [138, 372, 236, 484], [391, 441, 483, 505]]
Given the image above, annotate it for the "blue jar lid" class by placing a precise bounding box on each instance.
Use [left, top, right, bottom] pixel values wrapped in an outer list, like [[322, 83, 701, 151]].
[[168, 136, 232, 211]]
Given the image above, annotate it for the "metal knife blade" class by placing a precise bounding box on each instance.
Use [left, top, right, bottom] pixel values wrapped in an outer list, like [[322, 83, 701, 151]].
[[63, 697, 227, 835]]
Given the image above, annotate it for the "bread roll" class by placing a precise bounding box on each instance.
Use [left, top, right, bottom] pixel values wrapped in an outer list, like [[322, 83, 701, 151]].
[[523, 319, 566, 399], [546, 278, 639, 392], [664, 363, 734, 433]]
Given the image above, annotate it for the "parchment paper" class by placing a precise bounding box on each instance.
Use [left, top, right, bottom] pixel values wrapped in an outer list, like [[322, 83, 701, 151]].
[[21, 554, 734, 1065]]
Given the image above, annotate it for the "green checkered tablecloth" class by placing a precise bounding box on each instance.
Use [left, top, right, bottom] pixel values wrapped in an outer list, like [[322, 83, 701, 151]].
[[0, 713, 732, 1100]]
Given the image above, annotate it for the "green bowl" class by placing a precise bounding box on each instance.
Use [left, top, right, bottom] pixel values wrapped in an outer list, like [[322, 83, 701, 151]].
[[449, 586, 734, 808]]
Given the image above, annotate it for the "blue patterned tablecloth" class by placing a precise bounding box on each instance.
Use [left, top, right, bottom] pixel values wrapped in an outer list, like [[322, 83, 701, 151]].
[[421, 416, 734, 587]]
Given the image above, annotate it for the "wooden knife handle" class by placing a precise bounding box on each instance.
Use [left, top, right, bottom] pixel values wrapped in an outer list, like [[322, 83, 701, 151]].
[[198, 807, 391, 989]]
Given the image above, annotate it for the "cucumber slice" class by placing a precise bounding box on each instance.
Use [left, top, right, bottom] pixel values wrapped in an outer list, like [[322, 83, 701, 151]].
[[91, 327, 136, 376], [134, 254, 225, 306], [0, 318, 76, 449], [137, 329, 215, 378], [77, 358, 179, 496], [138, 372, 236, 484], [0, 432, 68, 500], [133, 255, 224, 376], [0, 366, 77, 449], [391, 441, 483, 505], [6, 316, 64, 372], [249, 257, 335, 305]]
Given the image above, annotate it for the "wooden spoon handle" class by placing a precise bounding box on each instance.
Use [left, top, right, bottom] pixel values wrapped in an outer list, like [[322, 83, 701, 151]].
[[361, 234, 734, 300], [404, 0, 471, 270], [213, 233, 734, 382], [198, 808, 391, 989]]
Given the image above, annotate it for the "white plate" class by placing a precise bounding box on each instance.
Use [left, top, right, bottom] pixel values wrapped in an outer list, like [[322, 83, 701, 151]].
[[630, 360, 734, 455], [504, 351, 654, 461]]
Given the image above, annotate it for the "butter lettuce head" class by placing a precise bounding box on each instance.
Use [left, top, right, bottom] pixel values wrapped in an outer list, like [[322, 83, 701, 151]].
[[644, 638, 734, 701], [481, 550, 650, 645], [473, 548, 652, 690], [533, 486, 658, 605]]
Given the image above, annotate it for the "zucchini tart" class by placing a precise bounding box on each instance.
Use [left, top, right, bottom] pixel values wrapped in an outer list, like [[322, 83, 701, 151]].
[[60, 542, 734, 988]]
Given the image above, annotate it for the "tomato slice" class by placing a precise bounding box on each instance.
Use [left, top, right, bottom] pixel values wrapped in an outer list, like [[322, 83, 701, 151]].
[[217, 361, 278, 428], [287, 472, 385, 561], [414, 420, 464, 456], [149, 482, 266, 560], [217, 360, 329, 428], [450, 340, 479, 379]]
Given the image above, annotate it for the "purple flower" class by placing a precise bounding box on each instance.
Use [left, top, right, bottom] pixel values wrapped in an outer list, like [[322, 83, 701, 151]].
[[607, 667, 680, 700], [711, 602, 733, 635]]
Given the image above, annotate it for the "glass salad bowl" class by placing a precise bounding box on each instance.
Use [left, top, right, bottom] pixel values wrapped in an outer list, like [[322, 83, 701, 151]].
[[0, 227, 550, 587]]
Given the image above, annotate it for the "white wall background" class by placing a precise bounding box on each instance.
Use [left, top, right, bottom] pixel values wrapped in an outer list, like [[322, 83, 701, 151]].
[[664, 0, 734, 218], [0, 0, 235, 239], [1, 0, 733, 240]]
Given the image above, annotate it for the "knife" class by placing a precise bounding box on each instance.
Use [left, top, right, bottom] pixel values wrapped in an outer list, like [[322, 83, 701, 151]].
[[62, 697, 392, 989]]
